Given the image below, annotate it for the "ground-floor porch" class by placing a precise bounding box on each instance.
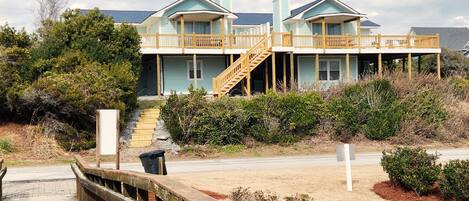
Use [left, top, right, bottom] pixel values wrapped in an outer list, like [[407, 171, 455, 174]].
[[137, 52, 441, 97]]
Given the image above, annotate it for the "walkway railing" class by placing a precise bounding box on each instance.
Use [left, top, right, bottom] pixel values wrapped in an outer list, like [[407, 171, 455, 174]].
[[141, 33, 439, 50], [71, 156, 216, 201], [0, 159, 6, 201]]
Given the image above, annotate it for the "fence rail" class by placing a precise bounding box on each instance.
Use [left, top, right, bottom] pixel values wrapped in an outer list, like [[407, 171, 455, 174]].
[[72, 156, 216, 201], [140, 33, 440, 50], [0, 159, 6, 201]]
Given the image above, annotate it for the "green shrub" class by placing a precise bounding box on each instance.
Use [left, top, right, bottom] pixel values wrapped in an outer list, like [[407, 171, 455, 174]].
[[192, 98, 248, 145], [440, 160, 469, 201], [0, 139, 14, 154], [404, 90, 448, 128], [160, 86, 207, 144], [328, 97, 360, 141], [243, 91, 323, 144], [242, 91, 281, 143], [363, 102, 404, 140], [450, 77, 469, 100], [328, 80, 402, 141], [381, 147, 441, 196]]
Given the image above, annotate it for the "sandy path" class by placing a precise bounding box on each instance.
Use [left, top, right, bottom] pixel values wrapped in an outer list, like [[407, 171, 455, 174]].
[[170, 165, 388, 201]]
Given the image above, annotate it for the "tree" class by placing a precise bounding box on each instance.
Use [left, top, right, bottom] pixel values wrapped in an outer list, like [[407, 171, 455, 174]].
[[422, 49, 469, 78], [36, 0, 68, 22]]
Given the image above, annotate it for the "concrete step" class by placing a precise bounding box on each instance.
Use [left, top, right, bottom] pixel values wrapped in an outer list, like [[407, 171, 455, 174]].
[[131, 136, 153, 141], [135, 124, 157, 130]]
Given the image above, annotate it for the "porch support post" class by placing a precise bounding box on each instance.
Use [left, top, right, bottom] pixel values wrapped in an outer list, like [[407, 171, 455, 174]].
[[156, 54, 161, 96], [315, 54, 320, 89], [193, 54, 197, 88], [408, 53, 412, 80], [272, 52, 277, 93], [437, 53, 441, 80], [378, 53, 383, 79], [322, 17, 326, 50], [265, 61, 269, 93], [290, 53, 295, 89], [246, 59, 251, 97], [357, 17, 361, 52], [230, 54, 234, 65], [221, 16, 226, 52], [346, 54, 350, 81], [283, 54, 287, 93], [181, 15, 185, 51]]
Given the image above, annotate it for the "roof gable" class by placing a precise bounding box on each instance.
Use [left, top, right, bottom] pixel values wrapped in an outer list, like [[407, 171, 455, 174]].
[[411, 27, 469, 50], [287, 0, 360, 21], [361, 20, 380, 27], [302, 0, 353, 19], [156, 0, 231, 17]]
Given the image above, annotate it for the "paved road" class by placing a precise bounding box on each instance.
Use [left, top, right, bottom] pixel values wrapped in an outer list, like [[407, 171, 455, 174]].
[[5, 148, 469, 182]]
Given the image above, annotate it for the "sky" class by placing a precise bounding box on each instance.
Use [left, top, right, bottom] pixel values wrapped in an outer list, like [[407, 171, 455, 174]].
[[0, 0, 468, 34]]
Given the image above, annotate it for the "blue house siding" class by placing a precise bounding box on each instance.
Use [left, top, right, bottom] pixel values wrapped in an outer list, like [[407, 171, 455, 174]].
[[163, 56, 226, 94], [297, 55, 358, 90]]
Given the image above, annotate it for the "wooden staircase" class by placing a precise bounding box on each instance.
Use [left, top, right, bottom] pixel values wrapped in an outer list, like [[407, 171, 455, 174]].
[[129, 109, 160, 148], [213, 35, 272, 97]]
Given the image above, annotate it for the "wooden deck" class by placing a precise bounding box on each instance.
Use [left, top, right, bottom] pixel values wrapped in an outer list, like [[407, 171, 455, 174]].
[[140, 32, 440, 50]]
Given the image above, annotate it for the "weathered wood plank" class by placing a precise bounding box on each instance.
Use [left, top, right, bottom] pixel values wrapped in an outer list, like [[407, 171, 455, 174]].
[[74, 156, 217, 201]]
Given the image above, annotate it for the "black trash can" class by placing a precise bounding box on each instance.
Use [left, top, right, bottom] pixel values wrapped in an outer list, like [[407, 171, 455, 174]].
[[139, 150, 167, 175]]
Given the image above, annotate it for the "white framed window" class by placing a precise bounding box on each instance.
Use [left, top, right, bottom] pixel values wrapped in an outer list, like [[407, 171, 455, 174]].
[[187, 60, 203, 80], [319, 59, 341, 81]]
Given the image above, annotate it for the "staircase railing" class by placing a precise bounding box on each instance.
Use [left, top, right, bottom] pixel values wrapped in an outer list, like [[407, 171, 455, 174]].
[[0, 159, 6, 201], [71, 156, 215, 201], [213, 34, 271, 96]]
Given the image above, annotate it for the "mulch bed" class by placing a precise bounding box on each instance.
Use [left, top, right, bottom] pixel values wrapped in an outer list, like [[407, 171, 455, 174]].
[[197, 189, 229, 200], [373, 181, 444, 201]]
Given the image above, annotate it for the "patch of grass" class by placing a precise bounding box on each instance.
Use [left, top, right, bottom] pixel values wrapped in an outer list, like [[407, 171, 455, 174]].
[[138, 100, 166, 109], [0, 139, 14, 154], [221, 145, 246, 154]]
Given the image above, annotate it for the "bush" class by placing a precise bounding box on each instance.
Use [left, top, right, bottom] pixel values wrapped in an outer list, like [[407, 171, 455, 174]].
[[243, 91, 324, 144], [0, 139, 14, 154], [160, 86, 207, 144], [192, 98, 249, 145], [363, 102, 404, 140], [328, 80, 403, 141], [381, 147, 441, 196], [450, 77, 469, 101], [440, 160, 469, 201]]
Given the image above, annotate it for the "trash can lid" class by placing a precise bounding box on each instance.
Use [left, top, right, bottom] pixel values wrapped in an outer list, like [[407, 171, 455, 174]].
[[139, 150, 166, 159]]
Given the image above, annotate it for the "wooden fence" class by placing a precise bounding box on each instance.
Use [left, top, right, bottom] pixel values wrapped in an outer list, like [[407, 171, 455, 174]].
[[72, 156, 216, 201], [0, 159, 6, 201]]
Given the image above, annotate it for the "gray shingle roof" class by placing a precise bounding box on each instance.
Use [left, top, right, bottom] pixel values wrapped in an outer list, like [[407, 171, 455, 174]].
[[410, 27, 469, 50], [234, 13, 273, 25], [80, 9, 156, 24], [361, 20, 380, 27]]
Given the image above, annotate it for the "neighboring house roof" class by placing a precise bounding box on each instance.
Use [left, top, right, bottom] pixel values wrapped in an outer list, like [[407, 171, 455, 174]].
[[285, 0, 362, 21], [410, 27, 469, 50], [361, 20, 380, 27], [234, 13, 273, 26], [80, 9, 156, 24]]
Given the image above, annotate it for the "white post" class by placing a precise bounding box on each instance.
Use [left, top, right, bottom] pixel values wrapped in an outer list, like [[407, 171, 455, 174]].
[[344, 144, 353, 191], [193, 54, 197, 88]]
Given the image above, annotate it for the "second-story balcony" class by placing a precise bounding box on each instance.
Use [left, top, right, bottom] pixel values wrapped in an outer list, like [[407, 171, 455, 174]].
[[140, 32, 440, 51]]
